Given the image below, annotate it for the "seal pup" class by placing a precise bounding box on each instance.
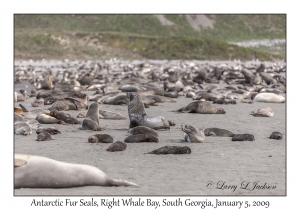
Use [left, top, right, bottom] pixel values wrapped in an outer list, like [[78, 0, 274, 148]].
[[14, 154, 138, 188], [204, 128, 235, 137], [181, 124, 205, 143], [145, 146, 191, 155], [174, 101, 225, 114], [250, 107, 274, 117], [88, 134, 114, 143], [124, 134, 159, 143], [37, 131, 54, 141], [127, 126, 159, 137], [269, 132, 283, 140], [50, 110, 81, 124], [253, 93, 285, 103], [82, 102, 103, 131], [127, 92, 170, 130], [106, 141, 127, 152], [232, 134, 255, 141], [36, 127, 61, 135], [14, 122, 32, 135]]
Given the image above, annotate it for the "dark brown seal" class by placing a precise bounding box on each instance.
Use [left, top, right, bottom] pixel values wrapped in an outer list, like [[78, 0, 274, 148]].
[[173, 101, 225, 114], [145, 146, 191, 155], [124, 134, 159, 143], [36, 127, 61, 135], [37, 131, 53, 141], [232, 134, 255, 141], [88, 134, 114, 143], [269, 132, 283, 140], [106, 141, 127, 152], [50, 110, 81, 124]]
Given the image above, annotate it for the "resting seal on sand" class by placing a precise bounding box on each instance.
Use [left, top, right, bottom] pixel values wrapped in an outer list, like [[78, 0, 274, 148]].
[[14, 154, 138, 188], [31, 98, 44, 107], [127, 92, 170, 130], [253, 93, 285, 103], [77, 110, 126, 120], [106, 141, 127, 152], [127, 126, 159, 137], [204, 128, 235, 137], [36, 113, 64, 124], [269, 132, 283, 140], [14, 122, 32, 136], [232, 134, 255, 141], [37, 131, 53, 141], [250, 107, 274, 117], [36, 127, 61, 135], [145, 146, 191, 155], [50, 110, 81, 124], [88, 134, 113, 143], [82, 102, 103, 131], [124, 134, 159, 143], [181, 124, 205, 143], [174, 101, 225, 114]]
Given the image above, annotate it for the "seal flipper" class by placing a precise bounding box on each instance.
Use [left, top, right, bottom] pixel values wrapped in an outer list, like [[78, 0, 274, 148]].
[[14, 158, 27, 167], [19, 104, 29, 112]]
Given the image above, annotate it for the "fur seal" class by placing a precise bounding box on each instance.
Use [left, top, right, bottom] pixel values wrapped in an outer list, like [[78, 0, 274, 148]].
[[145, 146, 191, 155], [127, 126, 159, 137], [100, 95, 129, 105], [106, 141, 127, 152], [232, 134, 255, 141], [19, 104, 49, 119], [168, 120, 176, 126], [14, 122, 32, 135], [269, 132, 283, 140], [253, 93, 285, 103], [127, 92, 170, 130], [50, 110, 81, 124], [88, 134, 113, 143], [82, 102, 103, 131], [36, 127, 61, 135], [124, 134, 159, 143], [77, 109, 127, 120], [181, 124, 205, 143], [41, 74, 53, 90], [31, 98, 44, 107], [14, 154, 138, 188], [250, 107, 274, 117], [204, 128, 235, 137], [260, 72, 277, 85], [26, 119, 40, 130], [213, 99, 236, 104], [14, 113, 25, 123], [37, 131, 53, 141], [15, 90, 30, 102], [36, 113, 64, 124], [174, 101, 226, 114]]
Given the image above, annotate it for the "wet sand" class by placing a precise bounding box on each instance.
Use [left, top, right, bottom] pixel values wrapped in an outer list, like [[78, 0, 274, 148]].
[[14, 82, 286, 196]]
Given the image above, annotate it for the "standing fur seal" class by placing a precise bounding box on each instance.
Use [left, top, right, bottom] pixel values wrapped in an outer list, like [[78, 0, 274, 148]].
[[82, 102, 103, 131], [145, 146, 191, 155], [37, 131, 53, 141], [181, 124, 205, 143], [124, 134, 159, 143], [250, 107, 274, 117], [174, 101, 225, 114], [106, 141, 127, 152], [88, 134, 114, 143], [232, 134, 255, 141], [14, 154, 138, 188], [204, 128, 235, 137], [127, 92, 170, 130]]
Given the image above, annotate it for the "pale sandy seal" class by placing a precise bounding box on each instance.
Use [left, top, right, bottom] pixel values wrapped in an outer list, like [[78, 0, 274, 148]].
[[253, 93, 285, 103], [14, 122, 32, 135], [36, 127, 61, 135], [82, 102, 103, 131], [127, 92, 170, 130], [100, 95, 129, 105], [37, 131, 54, 141], [204, 128, 235, 137], [213, 99, 236, 104], [174, 101, 226, 114], [250, 107, 274, 117], [181, 124, 205, 143], [124, 134, 159, 143], [36, 113, 64, 124], [14, 154, 138, 188], [88, 134, 113, 143], [26, 119, 40, 130], [127, 126, 159, 137], [145, 146, 191, 155], [269, 132, 283, 140], [50, 110, 81, 124], [77, 110, 126, 120], [232, 134, 255, 141], [106, 141, 127, 152]]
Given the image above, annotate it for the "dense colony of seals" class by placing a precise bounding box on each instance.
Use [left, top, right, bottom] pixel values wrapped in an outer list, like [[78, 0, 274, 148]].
[[14, 59, 285, 191]]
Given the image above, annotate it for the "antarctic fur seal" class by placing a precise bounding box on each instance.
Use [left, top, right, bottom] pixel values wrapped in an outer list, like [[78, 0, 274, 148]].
[[36, 127, 61, 135], [124, 134, 159, 143], [204, 128, 235, 137], [82, 102, 103, 131], [232, 134, 255, 141], [106, 141, 127, 152], [181, 124, 205, 143], [37, 131, 53, 141], [14, 122, 32, 136], [127, 126, 159, 137], [50, 110, 81, 124], [127, 92, 170, 130], [36, 113, 64, 124], [269, 132, 283, 140], [14, 154, 138, 188], [88, 134, 114, 143], [145, 146, 191, 155], [250, 107, 274, 117], [174, 101, 226, 114]]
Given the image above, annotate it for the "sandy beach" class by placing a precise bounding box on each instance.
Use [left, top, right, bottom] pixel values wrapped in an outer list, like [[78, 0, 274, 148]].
[[14, 74, 286, 196]]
